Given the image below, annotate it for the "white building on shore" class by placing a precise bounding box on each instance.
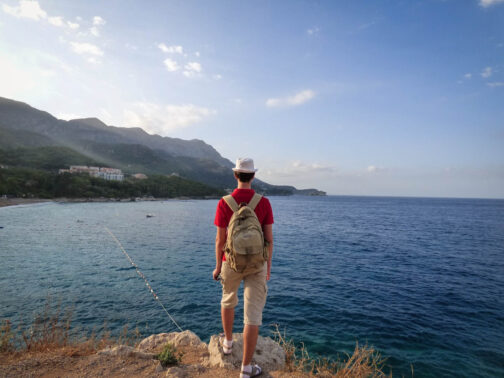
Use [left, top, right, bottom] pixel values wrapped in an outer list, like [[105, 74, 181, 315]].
[[59, 166, 124, 181]]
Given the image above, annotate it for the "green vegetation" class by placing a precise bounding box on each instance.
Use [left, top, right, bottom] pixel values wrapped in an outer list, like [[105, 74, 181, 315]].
[[0, 127, 57, 149], [156, 342, 182, 367], [0, 168, 225, 199], [0, 145, 236, 195], [79, 142, 237, 189], [0, 146, 105, 171]]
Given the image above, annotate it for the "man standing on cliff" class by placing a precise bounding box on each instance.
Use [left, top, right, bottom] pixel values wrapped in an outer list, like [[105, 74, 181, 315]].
[[213, 157, 274, 378]]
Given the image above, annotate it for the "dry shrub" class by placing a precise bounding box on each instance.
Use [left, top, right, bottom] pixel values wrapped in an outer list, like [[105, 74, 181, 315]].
[[0, 320, 14, 353], [117, 324, 142, 347], [21, 298, 73, 352], [0, 296, 143, 357], [272, 324, 392, 377]]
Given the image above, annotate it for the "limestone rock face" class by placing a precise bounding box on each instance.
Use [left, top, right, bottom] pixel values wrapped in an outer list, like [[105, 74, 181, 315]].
[[137, 330, 205, 352], [206, 333, 285, 372], [97, 345, 154, 359]]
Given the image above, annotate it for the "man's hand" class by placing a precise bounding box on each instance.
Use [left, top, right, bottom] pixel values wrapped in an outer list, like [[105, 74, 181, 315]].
[[213, 267, 221, 281], [263, 224, 273, 282], [214, 227, 226, 281]]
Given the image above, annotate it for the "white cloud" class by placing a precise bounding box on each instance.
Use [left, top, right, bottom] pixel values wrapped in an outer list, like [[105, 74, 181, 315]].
[[266, 89, 316, 108], [261, 160, 334, 178], [487, 82, 504, 87], [92, 16, 105, 26], [2, 0, 46, 20], [464, 73, 472, 79], [0, 49, 56, 99], [48, 16, 64, 27], [182, 61, 202, 78], [90, 26, 100, 37], [185, 62, 201, 72], [213, 74, 222, 80], [182, 71, 196, 78], [367, 165, 386, 173], [88, 16, 105, 36], [481, 66, 493, 78], [307, 26, 320, 35], [479, 0, 504, 7], [69, 42, 104, 56], [87, 57, 100, 64], [158, 43, 184, 54], [122, 102, 216, 134], [67, 21, 79, 29], [163, 58, 179, 72], [195, 51, 200, 57]]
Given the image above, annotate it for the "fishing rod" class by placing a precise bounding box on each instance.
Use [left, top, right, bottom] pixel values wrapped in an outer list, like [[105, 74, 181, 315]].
[[104, 226, 184, 332]]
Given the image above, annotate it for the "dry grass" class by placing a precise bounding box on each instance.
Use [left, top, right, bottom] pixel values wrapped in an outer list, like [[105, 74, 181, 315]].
[[19, 298, 73, 352], [0, 320, 14, 353], [272, 324, 393, 377], [0, 297, 143, 358]]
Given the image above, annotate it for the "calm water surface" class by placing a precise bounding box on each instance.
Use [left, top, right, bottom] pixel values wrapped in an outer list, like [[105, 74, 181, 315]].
[[0, 196, 503, 377]]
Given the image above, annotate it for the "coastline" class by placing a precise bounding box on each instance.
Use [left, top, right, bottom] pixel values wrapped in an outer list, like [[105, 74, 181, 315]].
[[0, 198, 53, 208], [0, 196, 222, 209]]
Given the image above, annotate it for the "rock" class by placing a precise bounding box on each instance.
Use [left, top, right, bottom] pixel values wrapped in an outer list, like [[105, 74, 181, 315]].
[[165, 366, 185, 378], [155, 362, 164, 372], [97, 345, 155, 360], [137, 330, 205, 352], [192, 363, 206, 373], [207, 333, 285, 372]]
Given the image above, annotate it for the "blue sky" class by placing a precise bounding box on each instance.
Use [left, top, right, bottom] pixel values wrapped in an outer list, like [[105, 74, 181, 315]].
[[1, 0, 503, 198]]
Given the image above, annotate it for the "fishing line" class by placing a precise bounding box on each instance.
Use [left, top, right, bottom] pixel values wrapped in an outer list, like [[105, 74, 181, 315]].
[[104, 226, 184, 332]]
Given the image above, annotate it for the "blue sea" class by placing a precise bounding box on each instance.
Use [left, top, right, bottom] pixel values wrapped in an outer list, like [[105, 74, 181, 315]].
[[1, 196, 503, 377]]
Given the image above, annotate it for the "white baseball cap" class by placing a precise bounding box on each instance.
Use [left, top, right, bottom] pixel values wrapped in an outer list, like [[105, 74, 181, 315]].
[[232, 157, 258, 173]]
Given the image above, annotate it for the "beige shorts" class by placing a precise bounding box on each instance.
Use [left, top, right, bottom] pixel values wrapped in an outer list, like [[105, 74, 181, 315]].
[[220, 261, 268, 326]]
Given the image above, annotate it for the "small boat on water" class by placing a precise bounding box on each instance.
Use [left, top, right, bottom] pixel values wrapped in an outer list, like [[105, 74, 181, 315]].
[[146, 213, 155, 218]]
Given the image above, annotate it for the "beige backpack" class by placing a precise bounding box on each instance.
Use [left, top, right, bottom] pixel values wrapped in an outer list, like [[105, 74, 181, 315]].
[[223, 193, 269, 272]]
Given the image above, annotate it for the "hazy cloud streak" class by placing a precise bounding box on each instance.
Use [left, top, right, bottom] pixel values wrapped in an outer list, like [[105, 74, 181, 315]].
[[266, 89, 316, 107]]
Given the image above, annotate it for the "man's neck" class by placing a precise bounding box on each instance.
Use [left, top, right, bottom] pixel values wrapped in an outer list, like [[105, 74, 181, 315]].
[[237, 182, 252, 190]]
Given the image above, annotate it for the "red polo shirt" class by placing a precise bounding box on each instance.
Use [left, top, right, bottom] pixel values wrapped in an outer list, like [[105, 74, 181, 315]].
[[214, 188, 274, 261]]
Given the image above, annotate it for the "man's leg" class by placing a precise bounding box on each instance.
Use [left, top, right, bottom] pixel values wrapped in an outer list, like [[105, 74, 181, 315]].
[[221, 307, 234, 341], [242, 324, 259, 365], [242, 263, 268, 370], [220, 262, 241, 346]]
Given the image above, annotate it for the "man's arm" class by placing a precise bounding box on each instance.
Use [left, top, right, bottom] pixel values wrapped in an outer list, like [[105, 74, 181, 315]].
[[213, 226, 227, 280], [263, 224, 273, 281]]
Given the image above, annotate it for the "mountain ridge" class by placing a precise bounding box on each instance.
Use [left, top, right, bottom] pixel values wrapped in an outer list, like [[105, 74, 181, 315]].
[[0, 96, 325, 196]]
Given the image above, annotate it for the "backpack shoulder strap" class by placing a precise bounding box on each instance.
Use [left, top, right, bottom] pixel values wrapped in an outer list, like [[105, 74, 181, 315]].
[[223, 195, 239, 212], [248, 193, 263, 211]]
